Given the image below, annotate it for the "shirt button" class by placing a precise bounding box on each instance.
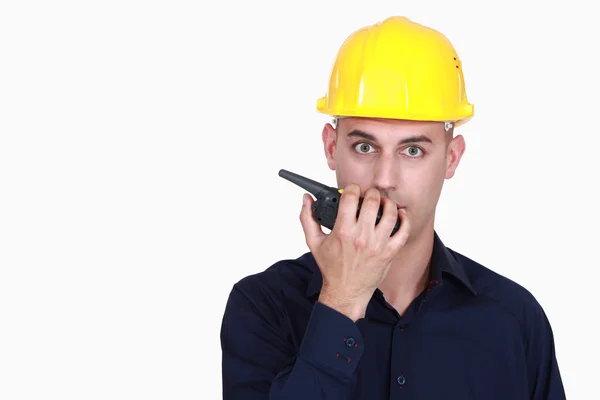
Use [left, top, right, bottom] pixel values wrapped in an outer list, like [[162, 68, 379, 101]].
[[345, 337, 356, 347], [397, 375, 406, 385]]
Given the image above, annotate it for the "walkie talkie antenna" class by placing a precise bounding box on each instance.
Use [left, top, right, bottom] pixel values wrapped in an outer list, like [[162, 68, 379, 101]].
[[278, 169, 336, 200]]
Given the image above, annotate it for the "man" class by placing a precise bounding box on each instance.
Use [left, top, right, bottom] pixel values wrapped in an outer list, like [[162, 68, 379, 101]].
[[220, 16, 566, 399]]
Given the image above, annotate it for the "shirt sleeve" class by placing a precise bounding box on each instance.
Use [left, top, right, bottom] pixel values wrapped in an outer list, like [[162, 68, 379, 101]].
[[524, 302, 566, 400], [220, 284, 364, 400]]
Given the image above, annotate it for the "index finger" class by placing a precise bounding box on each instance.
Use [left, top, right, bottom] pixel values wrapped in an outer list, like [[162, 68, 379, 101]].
[[334, 183, 361, 230]]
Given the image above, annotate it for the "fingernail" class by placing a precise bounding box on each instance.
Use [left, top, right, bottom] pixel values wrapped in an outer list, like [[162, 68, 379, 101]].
[[303, 194, 308, 206]]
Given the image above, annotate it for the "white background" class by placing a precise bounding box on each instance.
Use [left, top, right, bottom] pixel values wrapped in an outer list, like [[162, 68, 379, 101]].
[[1, 0, 598, 398]]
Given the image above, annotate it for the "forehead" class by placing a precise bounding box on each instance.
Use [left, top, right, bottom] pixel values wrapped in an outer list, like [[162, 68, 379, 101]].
[[337, 117, 447, 141]]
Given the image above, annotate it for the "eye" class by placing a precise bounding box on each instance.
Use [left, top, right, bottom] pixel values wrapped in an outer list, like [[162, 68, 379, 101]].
[[354, 142, 375, 154], [403, 146, 423, 158]]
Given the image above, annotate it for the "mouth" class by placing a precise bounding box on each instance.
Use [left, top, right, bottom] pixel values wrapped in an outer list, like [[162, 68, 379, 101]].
[[380, 196, 405, 210], [390, 201, 406, 210]]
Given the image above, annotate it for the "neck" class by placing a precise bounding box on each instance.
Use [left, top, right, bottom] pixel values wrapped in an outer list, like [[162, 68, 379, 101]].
[[378, 225, 435, 315]]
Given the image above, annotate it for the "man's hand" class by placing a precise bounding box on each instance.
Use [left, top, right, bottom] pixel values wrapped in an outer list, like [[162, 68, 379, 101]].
[[299, 184, 410, 321]]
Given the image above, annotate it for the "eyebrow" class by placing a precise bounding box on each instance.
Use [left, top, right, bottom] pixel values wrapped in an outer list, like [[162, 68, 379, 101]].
[[347, 130, 433, 145]]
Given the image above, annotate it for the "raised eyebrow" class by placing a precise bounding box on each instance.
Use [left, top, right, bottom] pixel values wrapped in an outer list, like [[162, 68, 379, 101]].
[[347, 130, 433, 145], [397, 135, 433, 145], [347, 130, 376, 141]]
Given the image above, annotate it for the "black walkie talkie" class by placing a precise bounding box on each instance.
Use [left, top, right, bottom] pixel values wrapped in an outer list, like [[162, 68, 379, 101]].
[[278, 169, 401, 236]]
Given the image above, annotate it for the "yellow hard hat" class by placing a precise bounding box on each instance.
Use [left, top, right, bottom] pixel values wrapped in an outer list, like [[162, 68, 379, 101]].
[[317, 16, 474, 127]]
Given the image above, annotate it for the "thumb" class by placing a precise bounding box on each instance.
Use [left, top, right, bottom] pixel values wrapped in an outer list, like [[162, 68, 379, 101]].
[[299, 193, 325, 250]]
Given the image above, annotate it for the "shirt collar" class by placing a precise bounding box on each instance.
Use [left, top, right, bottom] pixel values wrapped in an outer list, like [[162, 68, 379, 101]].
[[305, 230, 478, 297]]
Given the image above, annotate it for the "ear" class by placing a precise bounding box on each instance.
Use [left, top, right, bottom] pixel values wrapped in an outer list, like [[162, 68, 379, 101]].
[[445, 134, 466, 179], [322, 123, 337, 171]]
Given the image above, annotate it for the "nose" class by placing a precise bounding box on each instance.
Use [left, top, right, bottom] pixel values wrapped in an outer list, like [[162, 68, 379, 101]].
[[372, 153, 396, 193]]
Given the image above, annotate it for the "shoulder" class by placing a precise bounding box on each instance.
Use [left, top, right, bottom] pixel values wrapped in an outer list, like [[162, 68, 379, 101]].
[[447, 249, 565, 397], [223, 251, 317, 320], [231, 251, 315, 298], [449, 248, 550, 331], [221, 251, 317, 341]]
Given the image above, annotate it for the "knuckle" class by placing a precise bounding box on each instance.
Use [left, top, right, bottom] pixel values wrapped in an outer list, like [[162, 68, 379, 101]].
[[299, 211, 307, 224], [353, 235, 368, 250], [382, 248, 395, 260], [346, 183, 361, 193], [367, 246, 381, 257], [383, 244, 396, 256], [335, 225, 351, 239], [363, 196, 380, 210], [365, 187, 380, 198], [332, 222, 356, 238], [343, 193, 358, 204], [332, 233, 346, 248], [342, 186, 359, 200], [375, 237, 387, 251]]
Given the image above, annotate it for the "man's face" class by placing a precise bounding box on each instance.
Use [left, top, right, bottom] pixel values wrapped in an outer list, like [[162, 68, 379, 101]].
[[322, 117, 466, 240]]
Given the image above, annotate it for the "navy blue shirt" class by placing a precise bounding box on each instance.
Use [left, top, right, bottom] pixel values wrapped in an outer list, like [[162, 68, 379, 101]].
[[220, 232, 565, 399]]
